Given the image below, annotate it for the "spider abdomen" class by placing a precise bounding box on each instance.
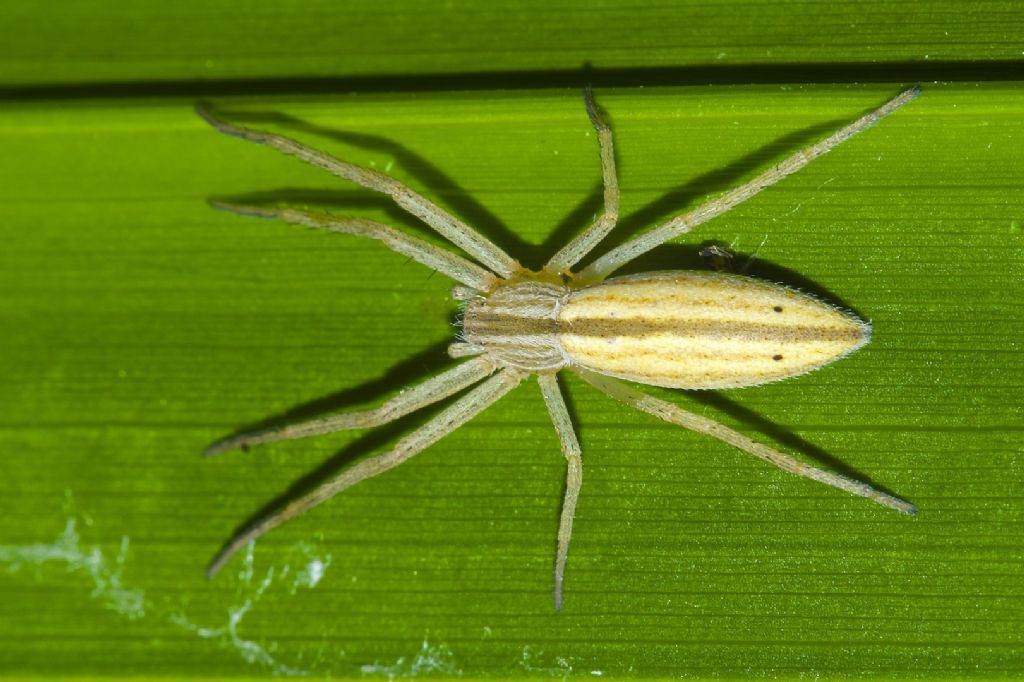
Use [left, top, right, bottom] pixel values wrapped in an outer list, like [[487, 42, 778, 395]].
[[559, 271, 870, 389]]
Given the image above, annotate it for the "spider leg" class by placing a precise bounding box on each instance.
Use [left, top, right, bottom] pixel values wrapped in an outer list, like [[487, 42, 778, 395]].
[[447, 342, 486, 358], [211, 202, 498, 292], [537, 373, 583, 611], [196, 104, 520, 279], [207, 368, 524, 576], [577, 87, 921, 284], [574, 369, 917, 516], [205, 357, 495, 457], [545, 85, 620, 276]]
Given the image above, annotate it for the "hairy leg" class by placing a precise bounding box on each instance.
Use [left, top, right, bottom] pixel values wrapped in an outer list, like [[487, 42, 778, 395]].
[[545, 86, 620, 276], [577, 88, 920, 283], [212, 202, 498, 291], [575, 369, 917, 515], [197, 104, 520, 278], [205, 357, 495, 456], [208, 368, 524, 576], [537, 373, 583, 611]]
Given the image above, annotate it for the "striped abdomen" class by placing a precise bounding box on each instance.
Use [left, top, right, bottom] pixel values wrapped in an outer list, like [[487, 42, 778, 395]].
[[559, 271, 870, 389]]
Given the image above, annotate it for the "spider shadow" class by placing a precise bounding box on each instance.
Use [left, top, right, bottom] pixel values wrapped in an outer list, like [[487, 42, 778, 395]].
[[523, 87, 612, 267], [200, 103, 860, 281], [207, 339, 484, 563], [208, 186, 429, 236], [564, 360, 904, 505], [527, 183, 606, 268], [208, 339, 453, 444], [208, 180, 598, 278], [212, 418, 426, 565], [580, 118, 855, 265], [530, 109, 868, 271], [685, 391, 898, 496]]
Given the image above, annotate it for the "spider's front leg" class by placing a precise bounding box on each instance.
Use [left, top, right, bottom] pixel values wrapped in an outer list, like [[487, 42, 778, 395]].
[[196, 103, 520, 278], [577, 87, 921, 282], [545, 86, 621, 277]]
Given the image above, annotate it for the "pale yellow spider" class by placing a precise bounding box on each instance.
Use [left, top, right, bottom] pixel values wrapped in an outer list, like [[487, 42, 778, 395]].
[[199, 86, 919, 610]]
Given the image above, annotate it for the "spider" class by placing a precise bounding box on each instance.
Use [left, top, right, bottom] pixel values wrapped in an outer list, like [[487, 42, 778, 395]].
[[198, 86, 919, 610]]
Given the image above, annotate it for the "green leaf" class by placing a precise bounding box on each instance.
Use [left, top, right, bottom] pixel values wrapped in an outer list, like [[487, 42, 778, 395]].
[[1, 2, 1023, 679], [2, 0, 1021, 85]]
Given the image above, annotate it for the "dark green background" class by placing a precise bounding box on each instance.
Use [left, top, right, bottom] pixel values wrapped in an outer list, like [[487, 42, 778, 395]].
[[1, 1, 1022, 679]]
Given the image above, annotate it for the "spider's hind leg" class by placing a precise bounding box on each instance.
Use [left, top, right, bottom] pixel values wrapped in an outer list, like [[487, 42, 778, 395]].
[[575, 368, 917, 516], [538, 373, 584, 611], [207, 368, 525, 577]]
